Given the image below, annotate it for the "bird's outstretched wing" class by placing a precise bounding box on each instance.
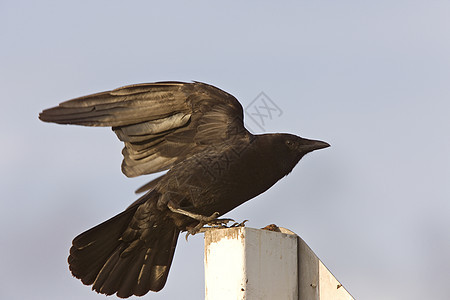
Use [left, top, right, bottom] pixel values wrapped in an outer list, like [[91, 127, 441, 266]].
[[39, 81, 248, 178]]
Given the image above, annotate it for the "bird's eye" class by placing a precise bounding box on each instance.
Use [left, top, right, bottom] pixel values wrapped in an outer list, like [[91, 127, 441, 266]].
[[285, 140, 295, 148]]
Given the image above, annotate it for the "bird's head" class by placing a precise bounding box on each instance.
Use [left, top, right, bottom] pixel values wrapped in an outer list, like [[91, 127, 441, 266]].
[[284, 134, 330, 157], [261, 133, 330, 175]]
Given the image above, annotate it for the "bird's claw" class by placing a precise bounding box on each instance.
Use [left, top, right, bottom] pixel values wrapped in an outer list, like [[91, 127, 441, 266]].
[[230, 219, 248, 228], [207, 218, 235, 227], [185, 211, 222, 240], [184, 218, 249, 240]]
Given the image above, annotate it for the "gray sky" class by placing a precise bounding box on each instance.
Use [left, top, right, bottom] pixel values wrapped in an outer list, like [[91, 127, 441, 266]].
[[2, 1, 450, 299]]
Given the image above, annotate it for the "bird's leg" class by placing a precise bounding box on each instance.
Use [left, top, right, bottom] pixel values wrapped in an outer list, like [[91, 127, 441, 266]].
[[167, 203, 235, 239], [167, 203, 220, 223]]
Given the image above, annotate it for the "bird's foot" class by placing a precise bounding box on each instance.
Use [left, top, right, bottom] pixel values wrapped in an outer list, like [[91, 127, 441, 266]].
[[190, 219, 249, 239], [168, 204, 248, 240], [230, 219, 249, 228], [167, 204, 224, 240], [185, 216, 233, 240], [206, 218, 236, 228]]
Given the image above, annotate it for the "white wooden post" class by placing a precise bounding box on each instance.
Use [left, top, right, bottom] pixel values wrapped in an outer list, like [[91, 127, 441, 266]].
[[204, 227, 354, 300]]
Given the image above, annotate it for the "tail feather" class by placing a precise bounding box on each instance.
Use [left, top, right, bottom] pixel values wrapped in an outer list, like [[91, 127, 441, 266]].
[[68, 195, 180, 298]]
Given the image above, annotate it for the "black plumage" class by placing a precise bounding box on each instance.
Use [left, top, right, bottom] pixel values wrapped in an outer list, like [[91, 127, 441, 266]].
[[39, 81, 329, 297]]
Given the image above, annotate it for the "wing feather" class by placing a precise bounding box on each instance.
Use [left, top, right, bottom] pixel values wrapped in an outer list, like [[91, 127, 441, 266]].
[[39, 81, 250, 178]]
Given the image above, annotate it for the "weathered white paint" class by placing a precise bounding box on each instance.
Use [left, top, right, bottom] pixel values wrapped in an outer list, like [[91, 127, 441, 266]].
[[204, 227, 354, 300], [204, 227, 298, 300], [204, 228, 246, 299]]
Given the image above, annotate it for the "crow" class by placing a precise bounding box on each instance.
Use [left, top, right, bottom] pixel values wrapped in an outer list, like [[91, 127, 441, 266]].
[[39, 81, 329, 298]]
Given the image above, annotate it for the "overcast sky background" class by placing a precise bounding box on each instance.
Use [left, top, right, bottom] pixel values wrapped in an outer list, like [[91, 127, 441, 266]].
[[2, 1, 450, 299]]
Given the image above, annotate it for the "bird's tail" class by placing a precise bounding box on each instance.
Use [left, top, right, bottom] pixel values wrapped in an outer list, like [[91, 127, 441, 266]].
[[68, 193, 180, 298]]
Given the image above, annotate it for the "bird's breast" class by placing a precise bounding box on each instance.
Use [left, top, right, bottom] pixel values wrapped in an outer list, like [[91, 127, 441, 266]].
[[161, 140, 286, 217]]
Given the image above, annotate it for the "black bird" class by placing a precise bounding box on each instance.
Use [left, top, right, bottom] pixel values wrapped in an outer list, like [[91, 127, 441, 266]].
[[39, 81, 329, 298]]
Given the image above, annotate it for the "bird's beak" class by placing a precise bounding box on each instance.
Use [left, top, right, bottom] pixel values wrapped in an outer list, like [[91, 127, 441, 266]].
[[301, 138, 330, 153]]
